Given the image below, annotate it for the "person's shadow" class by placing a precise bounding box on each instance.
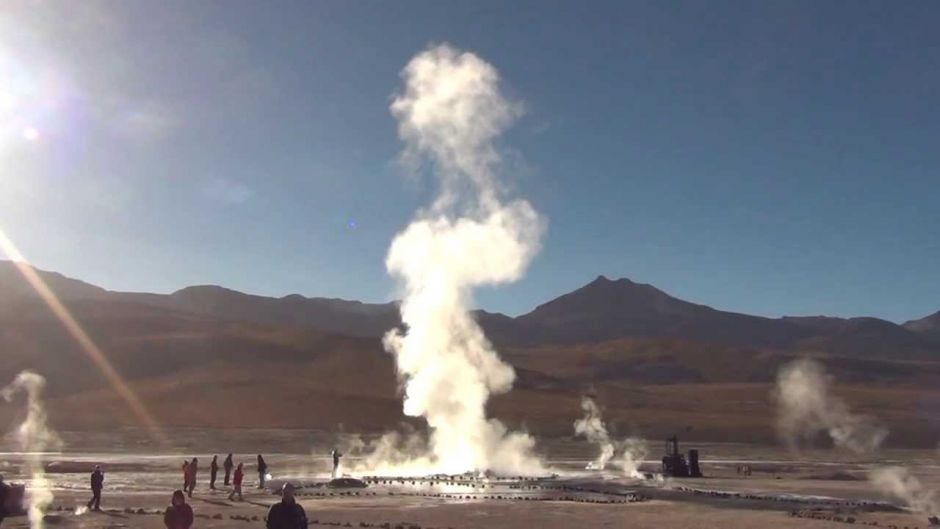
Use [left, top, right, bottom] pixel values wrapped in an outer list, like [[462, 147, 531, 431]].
[[195, 498, 233, 507]]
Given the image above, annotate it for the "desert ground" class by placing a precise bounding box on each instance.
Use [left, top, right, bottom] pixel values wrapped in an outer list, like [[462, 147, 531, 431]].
[[2, 430, 937, 529]]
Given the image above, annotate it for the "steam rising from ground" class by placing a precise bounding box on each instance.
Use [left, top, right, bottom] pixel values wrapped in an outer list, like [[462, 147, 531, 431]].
[[774, 359, 936, 515], [381, 44, 545, 475], [619, 437, 648, 479], [573, 396, 647, 477], [774, 358, 886, 454], [870, 467, 938, 516], [2, 371, 62, 529], [574, 397, 614, 470]]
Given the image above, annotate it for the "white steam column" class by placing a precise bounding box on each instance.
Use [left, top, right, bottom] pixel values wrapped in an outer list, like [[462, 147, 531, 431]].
[[383, 44, 545, 475], [2, 371, 62, 529]]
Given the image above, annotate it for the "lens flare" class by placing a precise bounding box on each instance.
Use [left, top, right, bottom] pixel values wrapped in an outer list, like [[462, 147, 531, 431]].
[[0, 228, 166, 445]]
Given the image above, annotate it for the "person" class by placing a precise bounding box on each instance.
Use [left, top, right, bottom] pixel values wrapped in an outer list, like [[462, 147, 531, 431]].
[[265, 483, 307, 529], [330, 449, 342, 479], [209, 455, 219, 490], [163, 490, 194, 529], [257, 454, 268, 489], [186, 457, 198, 497], [228, 463, 244, 501], [223, 453, 234, 486], [181, 461, 189, 490], [87, 465, 104, 511], [0, 475, 9, 524]]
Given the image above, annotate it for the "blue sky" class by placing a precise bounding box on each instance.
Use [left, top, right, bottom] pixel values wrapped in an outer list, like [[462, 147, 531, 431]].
[[1, 1, 937, 322]]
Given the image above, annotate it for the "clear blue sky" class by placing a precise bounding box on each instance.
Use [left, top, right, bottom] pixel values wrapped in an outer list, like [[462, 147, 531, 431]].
[[1, 1, 937, 322]]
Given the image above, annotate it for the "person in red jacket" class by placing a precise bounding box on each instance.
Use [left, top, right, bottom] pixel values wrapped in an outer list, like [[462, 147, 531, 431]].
[[228, 462, 244, 501], [163, 490, 193, 529]]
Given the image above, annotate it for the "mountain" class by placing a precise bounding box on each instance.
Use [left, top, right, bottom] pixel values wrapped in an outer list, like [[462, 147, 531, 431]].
[[115, 285, 400, 338], [1, 261, 937, 357], [0, 261, 399, 338], [904, 311, 940, 341], [0, 261, 108, 301], [1, 261, 939, 445], [506, 276, 937, 359], [509, 275, 807, 347]]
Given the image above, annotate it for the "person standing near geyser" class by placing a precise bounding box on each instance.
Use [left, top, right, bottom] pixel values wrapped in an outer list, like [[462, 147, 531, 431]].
[[257, 454, 268, 489], [223, 453, 234, 486], [330, 449, 342, 479], [87, 465, 104, 511], [228, 462, 244, 501], [209, 455, 219, 490]]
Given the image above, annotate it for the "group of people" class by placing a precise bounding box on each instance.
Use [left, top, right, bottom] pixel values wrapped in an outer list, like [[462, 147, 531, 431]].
[[83, 453, 306, 529], [180, 454, 268, 501]]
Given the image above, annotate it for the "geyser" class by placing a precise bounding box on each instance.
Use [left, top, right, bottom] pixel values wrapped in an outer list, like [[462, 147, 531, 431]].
[[382, 44, 545, 475], [2, 371, 61, 529], [573, 396, 647, 477], [774, 358, 886, 454], [773, 359, 938, 515], [574, 397, 615, 470]]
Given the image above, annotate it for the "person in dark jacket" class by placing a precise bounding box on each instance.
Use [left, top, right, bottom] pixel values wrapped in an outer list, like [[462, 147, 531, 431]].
[[223, 453, 234, 486], [186, 458, 198, 497], [181, 461, 189, 490], [266, 483, 306, 529], [163, 490, 194, 529], [330, 449, 342, 479], [0, 475, 10, 524], [209, 455, 219, 490], [256, 454, 268, 489], [86, 466, 104, 511]]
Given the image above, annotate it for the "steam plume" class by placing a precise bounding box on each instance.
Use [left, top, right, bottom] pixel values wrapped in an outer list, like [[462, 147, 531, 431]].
[[774, 360, 938, 513], [869, 466, 938, 516], [618, 437, 648, 479], [573, 397, 615, 470], [572, 396, 647, 477], [774, 359, 886, 454], [382, 44, 545, 475], [2, 371, 62, 529]]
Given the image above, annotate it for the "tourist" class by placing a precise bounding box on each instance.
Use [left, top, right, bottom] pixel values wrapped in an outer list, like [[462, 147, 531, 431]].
[[228, 462, 244, 501], [163, 490, 194, 529], [86, 465, 104, 511], [265, 483, 307, 529]]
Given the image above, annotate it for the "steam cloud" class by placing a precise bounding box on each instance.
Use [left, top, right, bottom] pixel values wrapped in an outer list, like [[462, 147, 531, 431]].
[[573, 396, 647, 477], [774, 358, 886, 454], [869, 466, 938, 516], [774, 359, 938, 515], [619, 437, 648, 479], [2, 371, 62, 529], [381, 44, 545, 475], [573, 397, 615, 470]]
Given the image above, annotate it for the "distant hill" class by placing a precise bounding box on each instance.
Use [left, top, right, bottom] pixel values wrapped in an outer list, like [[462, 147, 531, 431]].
[[1, 260, 939, 445], [904, 311, 940, 342], [502, 276, 937, 360], [0, 261, 108, 301], [2, 261, 937, 357], [114, 285, 400, 339], [507, 275, 806, 347], [0, 261, 399, 338]]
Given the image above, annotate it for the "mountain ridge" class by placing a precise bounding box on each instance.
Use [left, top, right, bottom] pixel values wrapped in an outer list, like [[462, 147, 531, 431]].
[[1, 260, 936, 356]]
